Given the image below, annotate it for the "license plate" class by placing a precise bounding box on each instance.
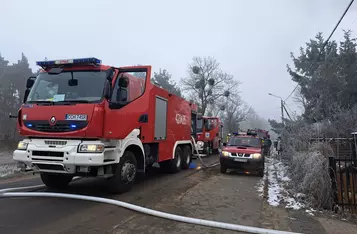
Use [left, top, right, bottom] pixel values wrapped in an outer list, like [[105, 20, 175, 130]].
[[234, 158, 247, 162], [65, 114, 87, 121]]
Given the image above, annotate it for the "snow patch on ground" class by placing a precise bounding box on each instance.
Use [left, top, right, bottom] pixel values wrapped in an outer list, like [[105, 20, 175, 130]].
[[0, 151, 18, 178], [256, 158, 268, 197], [256, 179, 264, 197], [267, 160, 283, 206], [0, 163, 19, 178], [264, 155, 314, 215]]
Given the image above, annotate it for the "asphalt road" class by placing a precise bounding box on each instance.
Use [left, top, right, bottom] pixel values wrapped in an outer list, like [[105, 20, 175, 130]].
[[0, 155, 221, 234]]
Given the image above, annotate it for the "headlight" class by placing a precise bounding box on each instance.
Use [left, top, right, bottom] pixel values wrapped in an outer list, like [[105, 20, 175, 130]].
[[78, 144, 104, 153], [252, 153, 262, 159], [197, 141, 204, 147], [221, 151, 229, 157], [17, 141, 28, 150]]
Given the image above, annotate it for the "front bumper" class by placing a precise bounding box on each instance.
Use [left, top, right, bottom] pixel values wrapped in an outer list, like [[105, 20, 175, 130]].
[[220, 156, 264, 170], [13, 139, 116, 174]]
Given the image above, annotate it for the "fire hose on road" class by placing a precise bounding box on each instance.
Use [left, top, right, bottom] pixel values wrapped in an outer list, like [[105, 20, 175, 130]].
[[0, 184, 300, 234], [191, 136, 220, 169], [0, 143, 301, 234]]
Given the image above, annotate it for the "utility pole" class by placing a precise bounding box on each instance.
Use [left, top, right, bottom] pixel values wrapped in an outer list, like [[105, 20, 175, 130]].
[[281, 99, 284, 125]]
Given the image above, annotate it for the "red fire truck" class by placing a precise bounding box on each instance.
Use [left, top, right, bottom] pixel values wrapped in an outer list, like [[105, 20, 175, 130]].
[[13, 57, 198, 194], [195, 116, 223, 156]]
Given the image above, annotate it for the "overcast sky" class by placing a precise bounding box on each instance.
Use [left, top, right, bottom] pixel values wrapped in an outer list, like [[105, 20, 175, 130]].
[[1, 0, 356, 120]]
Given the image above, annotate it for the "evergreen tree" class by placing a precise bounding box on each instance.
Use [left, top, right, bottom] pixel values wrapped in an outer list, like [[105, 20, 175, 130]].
[[152, 69, 182, 97], [287, 31, 357, 122]]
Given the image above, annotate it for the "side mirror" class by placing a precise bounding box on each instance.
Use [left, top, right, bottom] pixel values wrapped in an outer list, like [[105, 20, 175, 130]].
[[26, 76, 36, 89], [118, 75, 129, 88], [24, 76, 37, 103], [103, 80, 112, 100], [23, 89, 30, 103], [223, 142, 227, 147], [106, 68, 115, 81]]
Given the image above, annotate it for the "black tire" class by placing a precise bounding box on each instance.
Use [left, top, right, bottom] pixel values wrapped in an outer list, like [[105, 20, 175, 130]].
[[160, 146, 182, 173], [220, 165, 227, 174], [181, 145, 192, 170], [106, 150, 137, 194], [40, 173, 73, 189], [258, 168, 264, 177]]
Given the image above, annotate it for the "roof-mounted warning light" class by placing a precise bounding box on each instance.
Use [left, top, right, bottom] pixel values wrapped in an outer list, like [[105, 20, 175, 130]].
[[247, 130, 258, 136], [36, 57, 102, 68]]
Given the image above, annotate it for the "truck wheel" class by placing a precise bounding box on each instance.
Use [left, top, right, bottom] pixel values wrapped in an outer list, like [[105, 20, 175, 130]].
[[107, 150, 137, 194], [40, 173, 73, 189], [220, 165, 227, 174], [181, 145, 192, 170], [161, 146, 182, 173]]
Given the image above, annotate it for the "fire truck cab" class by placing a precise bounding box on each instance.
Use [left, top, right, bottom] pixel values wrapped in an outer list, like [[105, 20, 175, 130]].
[[195, 116, 223, 156], [13, 57, 198, 193]]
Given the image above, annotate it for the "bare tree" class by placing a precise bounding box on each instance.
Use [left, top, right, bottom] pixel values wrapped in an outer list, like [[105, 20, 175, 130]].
[[293, 86, 307, 113], [181, 56, 241, 115]]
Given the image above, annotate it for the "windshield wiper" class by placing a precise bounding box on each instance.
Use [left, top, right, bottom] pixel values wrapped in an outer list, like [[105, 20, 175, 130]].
[[239, 145, 254, 148], [63, 100, 90, 103], [27, 101, 54, 105], [54, 100, 91, 105]]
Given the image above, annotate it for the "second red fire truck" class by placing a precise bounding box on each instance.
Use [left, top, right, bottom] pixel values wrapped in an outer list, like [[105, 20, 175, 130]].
[[13, 57, 198, 194], [195, 116, 223, 156]]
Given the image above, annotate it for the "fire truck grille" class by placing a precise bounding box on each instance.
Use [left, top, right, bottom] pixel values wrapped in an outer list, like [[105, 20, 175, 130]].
[[32, 151, 64, 157], [24, 120, 88, 132], [34, 164, 65, 171], [31, 151, 64, 163]]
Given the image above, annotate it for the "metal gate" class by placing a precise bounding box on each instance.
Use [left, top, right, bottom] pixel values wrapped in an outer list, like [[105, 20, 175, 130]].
[[329, 156, 357, 214]]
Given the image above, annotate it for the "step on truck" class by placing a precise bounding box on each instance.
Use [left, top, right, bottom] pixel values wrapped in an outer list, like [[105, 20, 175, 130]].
[[12, 57, 198, 194], [195, 116, 223, 156]]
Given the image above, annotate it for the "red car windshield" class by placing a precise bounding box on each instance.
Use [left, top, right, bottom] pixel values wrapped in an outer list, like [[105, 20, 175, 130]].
[[227, 137, 260, 148]]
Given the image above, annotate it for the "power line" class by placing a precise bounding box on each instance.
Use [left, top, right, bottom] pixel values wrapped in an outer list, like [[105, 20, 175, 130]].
[[284, 0, 355, 102]]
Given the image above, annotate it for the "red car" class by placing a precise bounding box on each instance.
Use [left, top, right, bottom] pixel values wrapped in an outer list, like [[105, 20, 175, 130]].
[[220, 133, 264, 177]]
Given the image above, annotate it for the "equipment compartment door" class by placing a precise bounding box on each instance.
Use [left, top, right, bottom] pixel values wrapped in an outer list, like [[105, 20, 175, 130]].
[[154, 96, 167, 140]]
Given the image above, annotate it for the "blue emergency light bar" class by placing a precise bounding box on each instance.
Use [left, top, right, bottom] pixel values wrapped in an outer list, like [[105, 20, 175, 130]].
[[36, 57, 102, 67]]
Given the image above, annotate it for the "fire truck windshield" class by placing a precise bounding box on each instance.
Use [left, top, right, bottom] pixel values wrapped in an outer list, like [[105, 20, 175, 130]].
[[197, 119, 203, 132], [227, 137, 260, 148], [26, 71, 107, 104]]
